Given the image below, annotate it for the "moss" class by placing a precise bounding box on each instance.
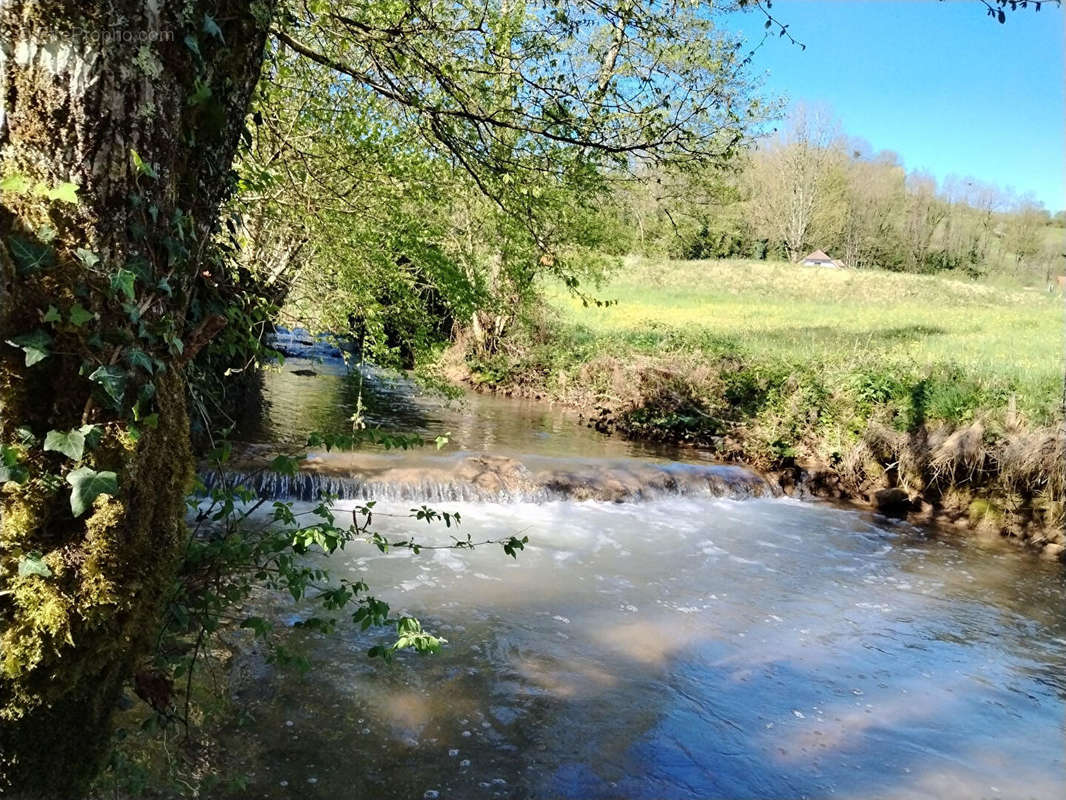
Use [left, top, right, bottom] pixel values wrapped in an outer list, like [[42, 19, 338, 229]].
[[968, 497, 1001, 526], [0, 491, 47, 549], [0, 579, 74, 685], [0, 370, 194, 795]]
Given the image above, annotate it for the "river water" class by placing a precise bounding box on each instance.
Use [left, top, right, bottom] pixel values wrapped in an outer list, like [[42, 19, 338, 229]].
[[219, 359, 1066, 800]]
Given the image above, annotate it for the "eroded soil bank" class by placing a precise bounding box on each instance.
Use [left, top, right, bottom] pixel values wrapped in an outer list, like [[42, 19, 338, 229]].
[[442, 352, 1065, 561]]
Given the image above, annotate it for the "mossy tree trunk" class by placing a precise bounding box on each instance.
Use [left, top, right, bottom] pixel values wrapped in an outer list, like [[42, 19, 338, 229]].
[[0, 2, 272, 796]]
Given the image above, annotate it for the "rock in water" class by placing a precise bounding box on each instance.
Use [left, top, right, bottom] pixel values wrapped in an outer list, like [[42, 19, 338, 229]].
[[872, 487, 912, 516]]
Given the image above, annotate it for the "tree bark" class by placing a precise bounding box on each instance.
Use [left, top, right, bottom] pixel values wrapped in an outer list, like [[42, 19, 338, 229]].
[[0, 2, 272, 796]]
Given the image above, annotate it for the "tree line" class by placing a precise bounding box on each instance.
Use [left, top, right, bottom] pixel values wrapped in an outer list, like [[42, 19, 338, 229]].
[[618, 104, 1065, 284]]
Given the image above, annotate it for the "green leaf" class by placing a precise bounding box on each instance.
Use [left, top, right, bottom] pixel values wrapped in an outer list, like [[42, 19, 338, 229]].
[[66, 466, 118, 517], [184, 34, 201, 58], [44, 429, 86, 461], [0, 173, 32, 194], [0, 445, 28, 485], [126, 348, 155, 374], [240, 616, 272, 636], [69, 304, 95, 326], [14, 427, 36, 446], [269, 454, 303, 476], [42, 305, 61, 324], [6, 329, 52, 366], [111, 269, 136, 300], [75, 248, 100, 268], [188, 79, 212, 106], [7, 234, 54, 272], [17, 553, 52, 578], [88, 365, 127, 406], [203, 14, 224, 42], [130, 149, 157, 179], [46, 182, 79, 204], [79, 424, 102, 450]]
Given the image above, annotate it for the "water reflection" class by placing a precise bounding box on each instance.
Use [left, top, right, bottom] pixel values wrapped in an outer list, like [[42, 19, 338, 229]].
[[238, 358, 713, 463], [216, 498, 1066, 799]]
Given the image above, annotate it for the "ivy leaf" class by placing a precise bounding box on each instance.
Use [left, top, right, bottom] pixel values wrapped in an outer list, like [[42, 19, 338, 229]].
[[13, 427, 36, 446], [88, 365, 127, 406], [203, 14, 224, 42], [46, 182, 79, 204], [0, 173, 32, 194], [66, 466, 118, 517], [42, 305, 61, 324], [69, 304, 95, 326], [0, 445, 28, 485], [126, 348, 155, 374], [6, 329, 52, 366], [6, 234, 55, 272], [44, 429, 86, 461], [130, 149, 157, 179], [17, 553, 52, 578], [79, 423, 102, 450], [111, 269, 136, 301], [189, 79, 212, 106], [184, 34, 201, 58], [75, 248, 100, 268]]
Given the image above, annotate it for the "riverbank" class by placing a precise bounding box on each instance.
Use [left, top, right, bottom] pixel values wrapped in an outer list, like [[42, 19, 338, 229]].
[[441, 258, 1066, 559]]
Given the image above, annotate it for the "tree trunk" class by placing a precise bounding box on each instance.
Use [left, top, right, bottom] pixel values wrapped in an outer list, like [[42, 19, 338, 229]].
[[0, 2, 272, 796]]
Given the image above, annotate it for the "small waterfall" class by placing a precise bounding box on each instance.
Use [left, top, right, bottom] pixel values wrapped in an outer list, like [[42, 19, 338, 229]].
[[199, 455, 779, 505]]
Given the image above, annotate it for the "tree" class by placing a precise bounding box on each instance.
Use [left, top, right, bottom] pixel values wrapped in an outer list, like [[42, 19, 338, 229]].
[[0, 3, 273, 795], [900, 171, 948, 271], [838, 149, 906, 269], [745, 104, 842, 261]]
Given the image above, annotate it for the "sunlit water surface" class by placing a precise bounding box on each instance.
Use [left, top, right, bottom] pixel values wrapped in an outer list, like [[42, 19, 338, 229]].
[[217, 359, 1066, 800]]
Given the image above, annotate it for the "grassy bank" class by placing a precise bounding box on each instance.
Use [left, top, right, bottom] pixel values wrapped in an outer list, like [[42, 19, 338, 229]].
[[450, 258, 1066, 555]]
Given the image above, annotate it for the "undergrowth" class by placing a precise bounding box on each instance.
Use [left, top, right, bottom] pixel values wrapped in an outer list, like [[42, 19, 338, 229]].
[[450, 258, 1066, 546]]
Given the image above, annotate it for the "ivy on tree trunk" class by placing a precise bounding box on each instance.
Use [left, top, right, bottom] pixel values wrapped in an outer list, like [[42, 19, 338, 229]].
[[0, 2, 272, 795]]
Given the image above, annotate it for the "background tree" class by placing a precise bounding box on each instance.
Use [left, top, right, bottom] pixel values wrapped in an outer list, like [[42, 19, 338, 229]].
[[0, 1, 1059, 796], [745, 104, 841, 261]]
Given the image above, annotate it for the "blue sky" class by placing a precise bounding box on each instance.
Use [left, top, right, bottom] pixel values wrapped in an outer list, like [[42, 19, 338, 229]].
[[726, 1, 1065, 212]]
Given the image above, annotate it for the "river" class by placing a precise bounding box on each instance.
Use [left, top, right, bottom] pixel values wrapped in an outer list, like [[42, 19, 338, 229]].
[[215, 357, 1066, 800]]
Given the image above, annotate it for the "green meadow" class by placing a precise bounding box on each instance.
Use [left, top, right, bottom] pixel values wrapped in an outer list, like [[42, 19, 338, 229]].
[[540, 258, 1064, 427]]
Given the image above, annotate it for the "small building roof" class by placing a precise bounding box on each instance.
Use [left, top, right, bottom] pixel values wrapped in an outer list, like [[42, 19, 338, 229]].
[[803, 249, 832, 262]]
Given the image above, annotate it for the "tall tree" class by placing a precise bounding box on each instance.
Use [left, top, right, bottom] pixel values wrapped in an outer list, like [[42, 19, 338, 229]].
[[745, 104, 841, 262], [0, 2, 273, 795]]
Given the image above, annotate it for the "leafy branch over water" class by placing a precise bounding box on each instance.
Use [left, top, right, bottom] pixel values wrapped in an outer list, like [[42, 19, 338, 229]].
[[146, 431, 529, 736]]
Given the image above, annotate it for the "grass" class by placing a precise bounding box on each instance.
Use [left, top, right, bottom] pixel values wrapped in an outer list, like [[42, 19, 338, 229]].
[[452, 256, 1065, 542], [544, 257, 1064, 425]]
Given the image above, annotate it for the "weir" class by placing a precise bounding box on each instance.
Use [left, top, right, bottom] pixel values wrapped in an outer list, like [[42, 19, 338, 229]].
[[202, 453, 779, 504]]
